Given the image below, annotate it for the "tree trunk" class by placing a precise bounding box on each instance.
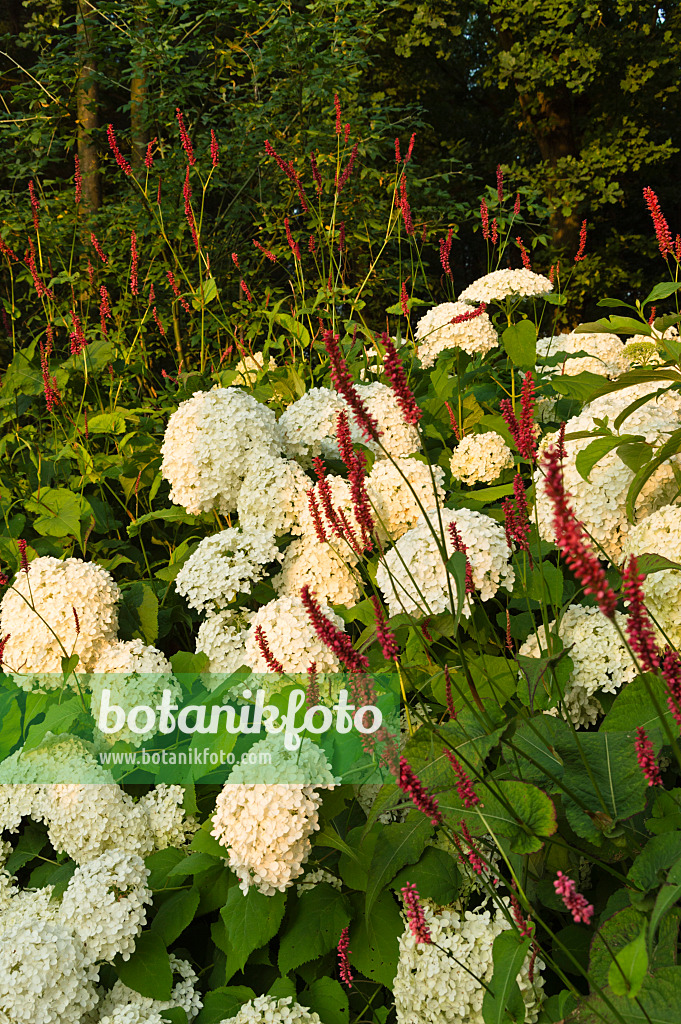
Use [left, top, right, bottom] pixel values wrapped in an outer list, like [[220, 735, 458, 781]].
[[76, 1, 101, 215], [130, 18, 149, 170]]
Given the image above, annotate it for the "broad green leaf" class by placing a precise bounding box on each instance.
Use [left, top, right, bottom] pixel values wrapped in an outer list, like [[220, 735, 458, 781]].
[[0, 689, 21, 758], [151, 887, 200, 945], [268, 312, 311, 347], [602, 674, 670, 742], [576, 966, 681, 1024], [626, 427, 681, 522], [649, 864, 681, 954], [443, 780, 557, 854], [643, 281, 681, 305], [590, 907, 647, 989], [575, 435, 644, 481], [23, 696, 84, 750], [390, 846, 460, 904], [128, 507, 202, 537], [445, 551, 468, 632], [6, 823, 47, 872], [192, 276, 218, 308], [482, 930, 531, 1024], [115, 931, 173, 1000], [635, 553, 681, 576], [366, 817, 433, 920], [25, 488, 92, 539], [268, 978, 297, 999], [502, 320, 537, 369], [617, 441, 652, 474], [86, 410, 128, 433], [195, 987, 256, 1024], [221, 886, 286, 980], [524, 562, 564, 607], [549, 371, 610, 402], [628, 834, 681, 895], [122, 581, 159, 646], [348, 890, 401, 987], [338, 825, 380, 890], [608, 927, 648, 999], [575, 316, 651, 336], [303, 978, 349, 1024], [278, 884, 352, 975], [161, 1011, 188, 1024]]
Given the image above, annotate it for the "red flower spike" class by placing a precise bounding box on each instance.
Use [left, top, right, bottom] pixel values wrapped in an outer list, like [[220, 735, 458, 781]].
[[306, 662, 319, 708], [460, 820, 485, 875], [240, 280, 253, 302], [510, 892, 533, 938], [337, 926, 353, 989], [145, 138, 156, 170], [496, 164, 503, 204], [491, 219, 498, 244], [130, 232, 139, 296], [254, 625, 284, 673], [443, 748, 480, 807], [451, 303, 486, 325], [439, 228, 453, 278], [323, 330, 380, 442], [18, 539, 29, 574], [397, 176, 414, 234], [394, 137, 401, 163], [306, 488, 328, 544], [72, 607, 80, 635], [176, 108, 196, 165], [574, 219, 587, 262], [622, 556, 660, 673], [400, 280, 409, 317], [398, 757, 443, 825], [448, 521, 475, 595], [643, 186, 673, 257], [210, 129, 219, 167], [554, 871, 594, 925], [513, 192, 521, 216], [444, 665, 457, 719], [444, 401, 461, 440], [74, 155, 82, 204], [90, 233, 108, 264], [334, 94, 342, 135], [480, 199, 490, 240], [516, 236, 531, 270], [284, 218, 300, 260], [381, 332, 422, 426], [401, 883, 432, 943], [541, 445, 617, 619], [370, 595, 399, 661], [182, 168, 199, 251], [635, 726, 662, 786], [662, 648, 681, 729], [404, 132, 415, 164], [106, 124, 132, 176], [310, 151, 323, 195], [0, 633, 10, 668], [28, 180, 39, 233], [301, 585, 369, 675], [336, 142, 359, 194], [69, 310, 87, 356]]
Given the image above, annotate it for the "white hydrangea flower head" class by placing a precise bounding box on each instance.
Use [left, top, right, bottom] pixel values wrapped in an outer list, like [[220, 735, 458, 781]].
[[231, 352, 277, 386], [244, 594, 343, 674], [449, 432, 515, 486], [237, 452, 310, 537], [212, 780, 328, 895], [60, 848, 151, 962], [415, 301, 498, 367], [98, 956, 202, 1022], [195, 609, 251, 678], [88, 639, 179, 747], [227, 733, 337, 786], [367, 458, 446, 539], [354, 381, 421, 458], [135, 785, 198, 850], [298, 474, 365, 559], [622, 504, 681, 648], [279, 387, 348, 461], [296, 867, 342, 894], [534, 383, 681, 560], [160, 387, 284, 514], [459, 268, 553, 305], [536, 332, 628, 378], [376, 507, 515, 618], [519, 605, 637, 727], [273, 537, 361, 608], [0, 556, 120, 689], [36, 782, 152, 864], [394, 900, 545, 1024], [217, 996, 323, 1024], [0, 908, 99, 1024], [175, 526, 280, 613]]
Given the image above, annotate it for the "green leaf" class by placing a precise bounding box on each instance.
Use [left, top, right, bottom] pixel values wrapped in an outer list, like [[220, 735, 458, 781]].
[[549, 371, 610, 402], [502, 320, 537, 369], [617, 441, 652, 474], [576, 966, 681, 1024], [61, 654, 80, 680], [278, 884, 352, 975], [608, 927, 648, 999], [161, 1011, 188, 1024], [267, 312, 311, 347], [390, 846, 460, 904], [348, 890, 401, 987], [303, 978, 349, 1024], [24, 488, 92, 539], [268, 977, 297, 999], [122, 581, 159, 646], [643, 282, 681, 305], [338, 825, 380, 890], [365, 817, 433, 920], [23, 695, 84, 750], [575, 435, 644, 481], [601, 673, 670, 742], [442, 780, 557, 854], [195, 987, 256, 1024], [0, 689, 21, 758], [221, 886, 286, 981], [85, 410, 128, 434], [575, 316, 651, 336], [482, 930, 531, 1024], [626, 427, 681, 522], [628, 835, 681, 895], [6, 823, 47, 872], [151, 887, 200, 945], [635, 553, 681, 576], [192, 276, 218, 308], [128, 507, 202, 537], [115, 931, 173, 999], [649, 863, 681, 954]]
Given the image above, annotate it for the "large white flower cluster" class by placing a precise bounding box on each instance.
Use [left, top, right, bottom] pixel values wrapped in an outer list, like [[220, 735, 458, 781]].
[[195, 609, 250, 677], [393, 900, 545, 1024], [459, 268, 553, 305], [367, 458, 446, 539], [175, 527, 280, 613], [60, 849, 151, 962], [243, 594, 344, 674], [376, 508, 515, 618], [217, 996, 323, 1024], [160, 387, 284, 514], [273, 537, 361, 608], [230, 352, 277, 386], [536, 332, 628, 378], [88, 639, 178, 747], [98, 956, 202, 1022], [449, 432, 515, 486], [519, 605, 637, 726], [534, 383, 681, 560], [622, 504, 681, 649], [236, 452, 310, 536], [279, 384, 420, 462], [211, 759, 329, 895], [298, 474, 366, 553], [415, 301, 498, 366], [0, 556, 120, 689]]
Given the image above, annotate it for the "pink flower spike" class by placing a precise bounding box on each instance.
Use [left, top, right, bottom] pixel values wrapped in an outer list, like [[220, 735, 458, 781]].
[[306, 661, 320, 708], [635, 726, 662, 787], [643, 186, 673, 257], [301, 585, 369, 675], [574, 219, 587, 262], [622, 556, 660, 673], [370, 595, 399, 661], [337, 926, 353, 989], [496, 164, 503, 204], [443, 748, 480, 807], [398, 757, 443, 825], [74, 155, 82, 204], [106, 124, 132, 176], [323, 330, 380, 442], [17, 539, 29, 574], [662, 648, 681, 729], [381, 332, 422, 425], [210, 129, 219, 167], [554, 871, 594, 925], [254, 624, 284, 674], [176, 108, 196, 165], [401, 883, 432, 943]]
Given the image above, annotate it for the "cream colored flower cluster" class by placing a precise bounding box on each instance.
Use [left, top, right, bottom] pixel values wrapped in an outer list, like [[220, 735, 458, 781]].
[[195, 608, 251, 678], [236, 452, 310, 537], [376, 507, 514, 618], [98, 955, 202, 1022], [622, 504, 681, 649], [175, 526, 280, 613], [394, 900, 545, 1024], [0, 556, 120, 689], [161, 387, 284, 514], [296, 867, 342, 894], [536, 331, 628, 378], [534, 383, 681, 561], [231, 352, 277, 385], [273, 537, 361, 608], [415, 301, 498, 366], [88, 639, 177, 747], [519, 605, 637, 726], [367, 457, 446, 539], [243, 593, 344, 675], [459, 268, 553, 305], [449, 432, 514, 485], [218, 996, 323, 1024]]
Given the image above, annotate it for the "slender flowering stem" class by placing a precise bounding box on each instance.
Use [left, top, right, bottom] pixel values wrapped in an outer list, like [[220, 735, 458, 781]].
[[301, 585, 369, 675], [74, 155, 82, 204], [398, 757, 443, 825], [448, 521, 475, 595], [400, 280, 409, 317], [516, 236, 531, 269], [106, 124, 132, 176], [323, 330, 380, 442], [444, 666, 457, 719], [622, 556, 660, 673], [176, 108, 196, 165], [381, 332, 422, 425], [210, 129, 219, 167], [306, 487, 328, 544], [443, 748, 480, 807], [635, 727, 662, 786], [18, 539, 29, 573], [90, 233, 108, 264], [401, 883, 432, 943], [554, 871, 594, 925], [145, 138, 156, 169], [643, 186, 673, 257], [574, 219, 587, 261], [370, 595, 399, 661], [337, 926, 353, 989], [254, 625, 284, 674], [130, 232, 139, 296], [439, 228, 453, 278], [480, 199, 490, 240]]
